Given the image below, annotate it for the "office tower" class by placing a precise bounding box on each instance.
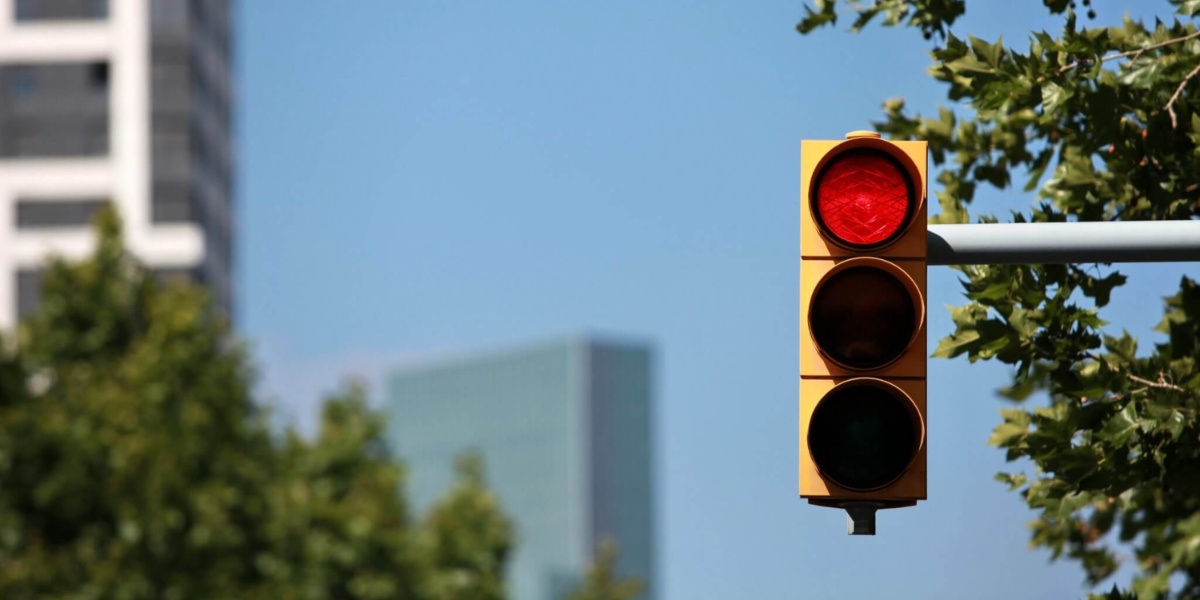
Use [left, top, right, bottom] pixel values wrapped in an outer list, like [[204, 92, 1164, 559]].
[[0, 0, 234, 327], [385, 337, 656, 600]]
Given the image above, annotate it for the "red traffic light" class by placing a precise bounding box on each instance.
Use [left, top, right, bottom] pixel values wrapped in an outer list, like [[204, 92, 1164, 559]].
[[801, 135, 930, 526], [812, 149, 915, 249]]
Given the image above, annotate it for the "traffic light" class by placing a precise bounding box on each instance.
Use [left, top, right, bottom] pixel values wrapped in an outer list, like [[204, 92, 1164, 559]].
[[799, 131, 928, 535]]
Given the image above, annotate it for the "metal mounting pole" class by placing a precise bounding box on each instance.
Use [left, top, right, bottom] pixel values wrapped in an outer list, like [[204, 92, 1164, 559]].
[[928, 221, 1200, 265], [842, 502, 882, 536]]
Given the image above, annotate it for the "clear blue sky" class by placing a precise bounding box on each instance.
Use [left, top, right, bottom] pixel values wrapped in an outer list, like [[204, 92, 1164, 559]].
[[237, 2, 1193, 598]]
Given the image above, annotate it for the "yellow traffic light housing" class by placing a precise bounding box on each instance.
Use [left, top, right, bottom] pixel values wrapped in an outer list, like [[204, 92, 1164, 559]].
[[799, 131, 928, 534]]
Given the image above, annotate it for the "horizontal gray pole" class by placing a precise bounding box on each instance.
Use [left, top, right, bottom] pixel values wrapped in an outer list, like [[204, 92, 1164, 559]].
[[927, 221, 1200, 265]]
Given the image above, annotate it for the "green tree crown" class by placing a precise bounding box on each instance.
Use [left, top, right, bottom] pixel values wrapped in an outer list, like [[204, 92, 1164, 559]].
[[0, 209, 516, 599], [800, 2, 1200, 597]]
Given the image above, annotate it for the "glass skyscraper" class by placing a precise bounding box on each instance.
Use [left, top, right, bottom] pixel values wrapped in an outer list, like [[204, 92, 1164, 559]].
[[384, 336, 655, 600]]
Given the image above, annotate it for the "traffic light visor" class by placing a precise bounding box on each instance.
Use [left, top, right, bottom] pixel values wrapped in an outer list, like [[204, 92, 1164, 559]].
[[807, 378, 924, 492], [808, 258, 923, 371], [812, 148, 916, 249]]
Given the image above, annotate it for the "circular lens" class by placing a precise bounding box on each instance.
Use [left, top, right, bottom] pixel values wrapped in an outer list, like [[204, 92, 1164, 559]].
[[808, 381, 920, 491], [813, 149, 914, 248], [810, 265, 917, 369]]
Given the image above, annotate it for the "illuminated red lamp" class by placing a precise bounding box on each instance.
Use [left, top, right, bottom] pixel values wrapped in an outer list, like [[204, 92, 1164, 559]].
[[812, 149, 915, 250]]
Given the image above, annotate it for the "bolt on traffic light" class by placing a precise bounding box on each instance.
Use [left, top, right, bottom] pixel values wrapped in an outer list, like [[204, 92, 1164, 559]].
[[799, 131, 928, 535]]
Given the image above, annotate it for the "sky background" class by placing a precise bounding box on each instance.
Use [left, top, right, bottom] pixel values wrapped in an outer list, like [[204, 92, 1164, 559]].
[[237, 1, 1194, 598]]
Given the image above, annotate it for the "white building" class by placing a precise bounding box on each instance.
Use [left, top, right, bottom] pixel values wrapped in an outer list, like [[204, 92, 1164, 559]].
[[0, 0, 233, 327]]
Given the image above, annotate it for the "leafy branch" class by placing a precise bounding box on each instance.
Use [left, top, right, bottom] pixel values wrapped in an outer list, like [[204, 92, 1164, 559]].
[[799, 1, 1200, 597], [1056, 29, 1200, 74], [1127, 372, 1187, 393], [1167, 61, 1200, 128]]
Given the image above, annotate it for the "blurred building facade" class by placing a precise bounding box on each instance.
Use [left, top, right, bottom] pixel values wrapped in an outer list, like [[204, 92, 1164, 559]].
[[0, 0, 234, 327], [385, 337, 656, 600]]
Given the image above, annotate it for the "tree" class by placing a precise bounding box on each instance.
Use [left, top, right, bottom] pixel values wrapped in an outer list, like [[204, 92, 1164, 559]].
[[254, 384, 433, 599], [564, 540, 644, 600], [799, 2, 1200, 598], [0, 209, 515, 599], [0, 209, 284, 598], [422, 453, 514, 600]]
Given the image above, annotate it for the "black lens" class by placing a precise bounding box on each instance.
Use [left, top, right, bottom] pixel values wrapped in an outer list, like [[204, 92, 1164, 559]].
[[810, 266, 916, 369], [808, 382, 918, 491]]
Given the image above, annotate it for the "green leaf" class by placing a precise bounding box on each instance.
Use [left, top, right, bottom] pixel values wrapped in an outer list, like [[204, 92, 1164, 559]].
[[1041, 81, 1072, 113], [1175, 0, 1200, 16], [1164, 410, 1187, 439], [796, 0, 838, 34], [989, 421, 1030, 447], [1081, 272, 1128, 308], [969, 35, 1005, 67], [1103, 333, 1138, 365], [1098, 403, 1140, 444], [932, 328, 981, 358], [994, 472, 1028, 490]]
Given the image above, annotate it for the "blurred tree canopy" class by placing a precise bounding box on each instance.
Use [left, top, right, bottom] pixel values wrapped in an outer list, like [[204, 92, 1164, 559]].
[[799, 1, 1200, 597], [0, 210, 515, 599], [422, 454, 514, 600], [564, 540, 643, 600]]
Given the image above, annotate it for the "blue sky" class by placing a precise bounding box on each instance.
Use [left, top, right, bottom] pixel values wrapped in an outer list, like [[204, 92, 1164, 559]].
[[237, 2, 1192, 598]]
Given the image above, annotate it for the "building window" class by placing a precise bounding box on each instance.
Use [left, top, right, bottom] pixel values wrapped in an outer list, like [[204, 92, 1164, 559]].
[[15, 199, 108, 229], [150, 0, 187, 28], [0, 63, 109, 158], [89, 61, 108, 89], [15, 0, 108, 21], [151, 182, 195, 223], [6, 67, 35, 98], [16, 269, 42, 320]]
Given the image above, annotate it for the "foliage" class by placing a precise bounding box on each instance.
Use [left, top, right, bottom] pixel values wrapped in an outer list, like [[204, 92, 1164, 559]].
[[564, 540, 644, 600], [0, 209, 514, 599], [799, 1, 1200, 597], [422, 453, 514, 600], [255, 385, 432, 599]]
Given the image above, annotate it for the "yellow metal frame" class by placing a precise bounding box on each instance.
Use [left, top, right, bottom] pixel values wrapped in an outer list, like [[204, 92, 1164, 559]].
[[799, 134, 929, 506]]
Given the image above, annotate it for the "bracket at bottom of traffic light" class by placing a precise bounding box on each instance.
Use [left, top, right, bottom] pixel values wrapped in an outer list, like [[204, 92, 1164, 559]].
[[807, 499, 916, 536]]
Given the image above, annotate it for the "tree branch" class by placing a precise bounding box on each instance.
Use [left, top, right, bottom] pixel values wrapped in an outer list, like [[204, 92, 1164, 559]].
[[1127, 373, 1186, 392], [1167, 61, 1200, 128], [1058, 30, 1200, 75]]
